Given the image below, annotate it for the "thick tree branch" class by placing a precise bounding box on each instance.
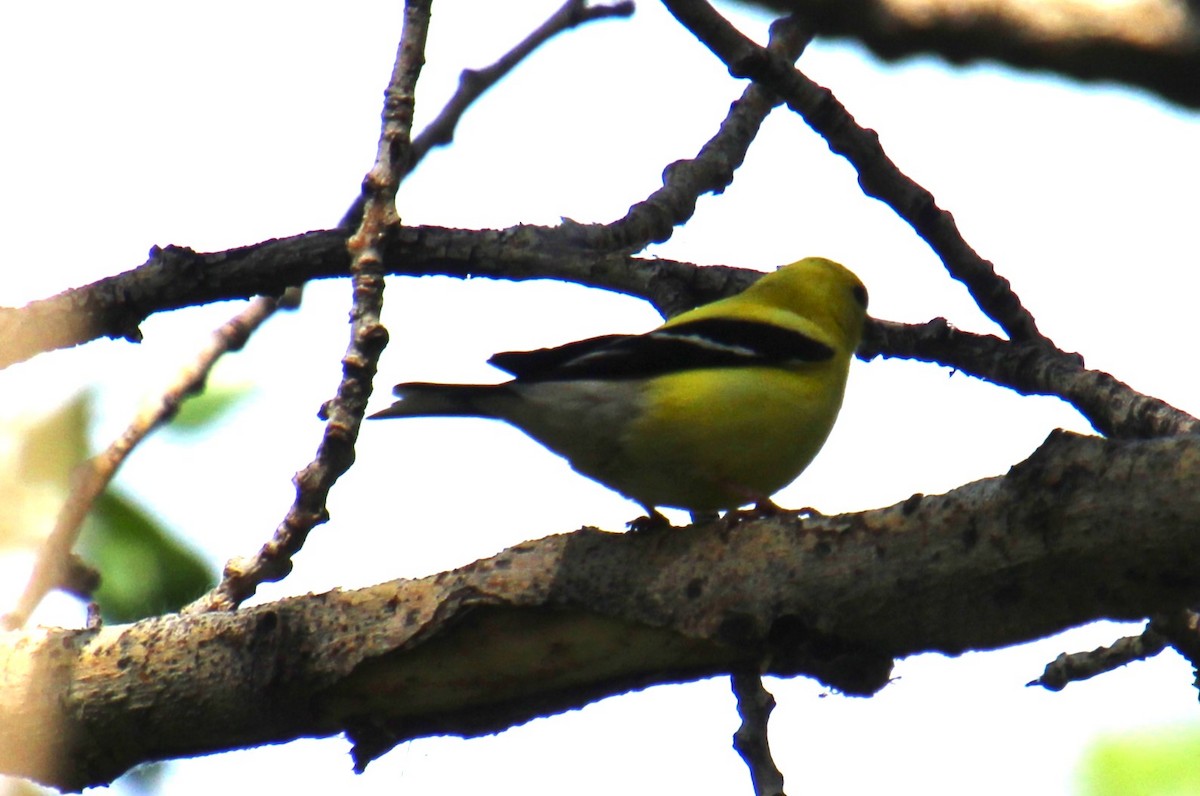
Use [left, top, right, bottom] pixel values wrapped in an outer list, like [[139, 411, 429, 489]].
[[0, 227, 736, 371], [768, 0, 1200, 111], [6, 431, 1200, 791]]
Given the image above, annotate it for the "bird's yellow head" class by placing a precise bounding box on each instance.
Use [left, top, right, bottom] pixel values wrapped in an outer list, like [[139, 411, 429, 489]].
[[736, 256, 869, 353]]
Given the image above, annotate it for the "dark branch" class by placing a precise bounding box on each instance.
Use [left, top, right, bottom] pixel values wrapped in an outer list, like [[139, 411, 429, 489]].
[[5, 225, 1197, 441], [772, 0, 1200, 111], [188, 0, 430, 612], [0, 227, 723, 371], [1030, 608, 1200, 691], [660, 0, 1046, 344], [1149, 608, 1200, 677], [732, 673, 787, 796], [1028, 625, 1169, 691], [411, 0, 634, 163], [339, 0, 634, 230], [561, 14, 813, 253], [862, 318, 1200, 439]]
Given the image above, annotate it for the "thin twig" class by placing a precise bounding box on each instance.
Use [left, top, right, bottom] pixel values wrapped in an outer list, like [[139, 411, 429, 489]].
[[731, 672, 787, 796], [340, 0, 634, 230], [187, 0, 431, 613], [562, 14, 813, 253], [1028, 610, 1200, 691], [412, 0, 633, 163], [1, 296, 281, 629], [1028, 624, 1169, 691], [659, 0, 1046, 345]]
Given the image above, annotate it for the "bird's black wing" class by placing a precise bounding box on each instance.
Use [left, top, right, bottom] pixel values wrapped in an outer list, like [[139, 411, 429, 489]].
[[489, 318, 834, 383], [488, 334, 633, 380]]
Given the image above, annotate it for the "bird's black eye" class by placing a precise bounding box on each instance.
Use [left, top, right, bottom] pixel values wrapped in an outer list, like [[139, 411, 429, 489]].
[[852, 284, 869, 309]]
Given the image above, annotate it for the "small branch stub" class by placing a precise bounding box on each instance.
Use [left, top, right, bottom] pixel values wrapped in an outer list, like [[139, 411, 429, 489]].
[[732, 673, 787, 796]]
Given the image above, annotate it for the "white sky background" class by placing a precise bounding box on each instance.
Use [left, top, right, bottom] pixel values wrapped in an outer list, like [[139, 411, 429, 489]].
[[2, 1, 1200, 794]]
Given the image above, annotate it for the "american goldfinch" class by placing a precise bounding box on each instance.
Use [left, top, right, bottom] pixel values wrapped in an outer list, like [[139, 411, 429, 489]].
[[371, 256, 868, 526]]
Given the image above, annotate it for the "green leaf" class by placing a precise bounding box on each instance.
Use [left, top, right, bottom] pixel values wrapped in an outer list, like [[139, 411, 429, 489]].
[[81, 491, 215, 623], [1079, 725, 1200, 796], [19, 392, 93, 487], [167, 383, 255, 432]]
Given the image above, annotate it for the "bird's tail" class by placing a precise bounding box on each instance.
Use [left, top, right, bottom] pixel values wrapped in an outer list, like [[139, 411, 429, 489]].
[[368, 382, 504, 419]]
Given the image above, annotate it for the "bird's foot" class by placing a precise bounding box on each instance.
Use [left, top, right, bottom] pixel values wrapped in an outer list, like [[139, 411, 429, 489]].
[[626, 509, 672, 533], [722, 498, 786, 528], [795, 505, 824, 520]]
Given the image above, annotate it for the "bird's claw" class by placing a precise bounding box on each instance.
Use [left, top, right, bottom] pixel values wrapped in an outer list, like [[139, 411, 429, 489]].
[[722, 498, 788, 528], [627, 510, 672, 533]]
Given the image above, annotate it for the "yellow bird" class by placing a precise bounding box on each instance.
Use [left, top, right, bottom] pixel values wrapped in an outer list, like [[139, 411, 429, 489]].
[[371, 257, 868, 527]]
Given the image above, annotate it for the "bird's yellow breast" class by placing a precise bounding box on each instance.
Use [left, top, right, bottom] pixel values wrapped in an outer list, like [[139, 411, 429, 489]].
[[612, 362, 850, 511]]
